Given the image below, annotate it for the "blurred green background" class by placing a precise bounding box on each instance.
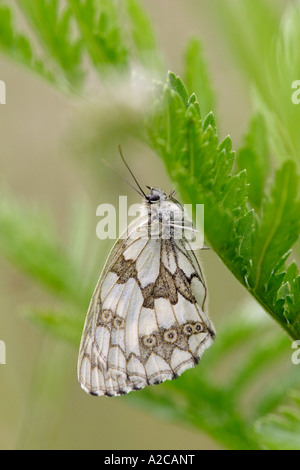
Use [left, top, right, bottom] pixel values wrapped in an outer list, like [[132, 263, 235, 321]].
[[0, 0, 299, 450]]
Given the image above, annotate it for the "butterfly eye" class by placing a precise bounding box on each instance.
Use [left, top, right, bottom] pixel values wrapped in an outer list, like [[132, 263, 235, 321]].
[[148, 194, 160, 203]]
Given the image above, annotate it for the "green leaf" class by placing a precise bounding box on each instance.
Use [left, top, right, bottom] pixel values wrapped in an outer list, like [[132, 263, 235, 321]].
[[255, 392, 300, 450], [146, 78, 187, 177], [26, 308, 83, 346], [237, 114, 269, 210], [146, 72, 300, 340], [69, 0, 128, 74], [184, 37, 215, 119], [128, 303, 297, 450], [249, 162, 300, 332], [207, 0, 280, 110], [0, 3, 54, 82], [125, 0, 163, 74], [168, 71, 189, 108], [209, 0, 300, 166], [16, 0, 84, 89], [0, 194, 88, 308]]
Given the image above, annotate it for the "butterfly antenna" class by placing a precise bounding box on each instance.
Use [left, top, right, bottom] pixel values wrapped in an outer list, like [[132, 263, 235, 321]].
[[118, 145, 147, 199], [102, 158, 146, 199]]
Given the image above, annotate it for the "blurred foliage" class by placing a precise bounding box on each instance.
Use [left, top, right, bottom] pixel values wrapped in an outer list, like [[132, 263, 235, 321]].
[[255, 391, 300, 450], [1, 0, 300, 450], [208, 0, 300, 165]]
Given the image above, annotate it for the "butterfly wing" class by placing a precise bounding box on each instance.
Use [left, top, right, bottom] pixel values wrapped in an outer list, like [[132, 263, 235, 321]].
[[78, 212, 215, 397], [126, 236, 215, 390], [78, 214, 150, 396]]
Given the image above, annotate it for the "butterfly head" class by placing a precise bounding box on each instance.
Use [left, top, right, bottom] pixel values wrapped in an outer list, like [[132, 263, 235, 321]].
[[146, 187, 168, 204], [145, 187, 178, 204]]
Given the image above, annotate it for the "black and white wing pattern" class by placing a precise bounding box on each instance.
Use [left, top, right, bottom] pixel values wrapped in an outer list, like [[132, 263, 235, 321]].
[[78, 190, 215, 397]]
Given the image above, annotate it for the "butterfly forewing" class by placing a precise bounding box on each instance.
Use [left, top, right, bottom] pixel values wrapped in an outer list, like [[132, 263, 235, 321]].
[[78, 191, 215, 397]]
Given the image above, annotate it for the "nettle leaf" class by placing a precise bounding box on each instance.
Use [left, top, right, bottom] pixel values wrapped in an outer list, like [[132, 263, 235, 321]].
[[0, 0, 160, 91], [0, 3, 53, 82], [125, 0, 163, 73], [249, 161, 300, 336], [146, 72, 300, 340], [0, 4, 31, 61], [147, 72, 249, 257], [16, 0, 84, 89], [184, 37, 216, 119], [69, 0, 128, 73], [237, 114, 269, 210]]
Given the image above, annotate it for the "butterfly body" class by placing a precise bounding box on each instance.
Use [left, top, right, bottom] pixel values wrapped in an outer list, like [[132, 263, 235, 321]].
[[78, 188, 215, 397]]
